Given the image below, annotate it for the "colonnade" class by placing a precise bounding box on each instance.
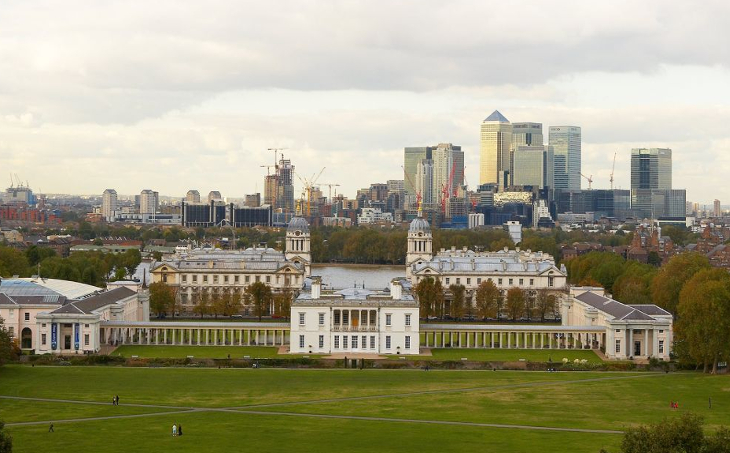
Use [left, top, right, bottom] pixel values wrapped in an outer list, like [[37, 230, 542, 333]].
[[421, 328, 605, 350], [101, 323, 290, 347]]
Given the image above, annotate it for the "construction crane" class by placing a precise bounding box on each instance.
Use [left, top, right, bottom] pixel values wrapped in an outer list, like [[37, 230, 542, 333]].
[[440, 161, 457, 215], [401, 165, 422, 217], [581, 173, 594, 190], [610, 152, 617, 190], [319, 183, 341, 203], [294, 167, 326, 217]]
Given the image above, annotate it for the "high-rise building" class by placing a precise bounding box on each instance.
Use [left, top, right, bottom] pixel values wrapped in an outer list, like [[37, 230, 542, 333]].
[[512, 146, 554, 189], [631, 148, 672, 190], [139, 189, 159, 215], [263, 156, 295, 213], [208, 191, 222, 203], [245, 193, 261, 207], [480, 110, 512, 186], [714, 199, 721, 217], [102, 189, 118, 221], [512, 122, 543, 147], [549, 126, 581, 190], [404, 146, 433, 208], [186, 190, 201, 203], [432, 143, 464, 206], [416, 159, 434, 206]]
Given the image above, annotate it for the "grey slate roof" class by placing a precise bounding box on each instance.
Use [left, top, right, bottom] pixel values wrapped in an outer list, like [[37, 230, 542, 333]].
[[49, 287, 136, 315], [413, 252, 562, 276], [575, 291, 660, 321], [628, 304, 672, 317]]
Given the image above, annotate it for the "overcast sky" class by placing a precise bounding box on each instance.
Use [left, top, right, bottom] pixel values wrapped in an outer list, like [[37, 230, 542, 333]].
[[1, 0, 728, 205]]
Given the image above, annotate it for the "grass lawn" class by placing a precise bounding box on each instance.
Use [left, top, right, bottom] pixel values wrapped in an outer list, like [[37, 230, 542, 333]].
[[397, 348, 603, 363], [113, 345, 284, 359], [2, 366, 728, 453]]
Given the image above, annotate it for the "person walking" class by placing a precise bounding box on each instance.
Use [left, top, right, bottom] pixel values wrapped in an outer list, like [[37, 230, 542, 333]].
[[115, 395, 119, 406], [48, 423, 54, 433], [172, 423, 177, 437], [112, 396, 116, 406], [178, 424, 183, 436]]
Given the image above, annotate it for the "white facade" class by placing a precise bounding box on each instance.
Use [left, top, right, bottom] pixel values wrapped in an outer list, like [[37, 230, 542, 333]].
[[562, 287, 672, 360], [468, 213, 485, 229], [290, 278, 419, 355], [504, 220, 522, 244], [357, 208, 394, 225], [139, 189, 159, 215]]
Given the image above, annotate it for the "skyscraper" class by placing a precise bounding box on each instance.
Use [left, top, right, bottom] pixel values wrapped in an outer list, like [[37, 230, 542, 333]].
[[262, 156, 295, 213], [631, 148, 672, 190], [479, 110, 512, 187], [549, 126, 581, 190], [512, 146, 554, 189], [432, 143, 464, 205], [102, 189, 118, 222], [512, 122, 543, 147], [714, 199, 721, 217], [404, 146, 433, 208], [139, 189, 159, 215]]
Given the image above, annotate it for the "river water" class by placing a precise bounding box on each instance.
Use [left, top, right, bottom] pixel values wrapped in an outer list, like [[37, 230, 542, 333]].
[[312, 265, 405, 290]]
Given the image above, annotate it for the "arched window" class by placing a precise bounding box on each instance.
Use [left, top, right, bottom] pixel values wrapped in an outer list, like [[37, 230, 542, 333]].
[[21, 327, 32, 349]]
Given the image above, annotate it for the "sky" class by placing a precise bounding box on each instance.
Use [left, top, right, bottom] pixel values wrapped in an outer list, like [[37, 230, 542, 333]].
[[1, 0, 729, 206]]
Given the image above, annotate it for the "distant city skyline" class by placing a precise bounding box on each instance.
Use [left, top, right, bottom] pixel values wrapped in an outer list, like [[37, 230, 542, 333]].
[[1, 1, 729, 204]]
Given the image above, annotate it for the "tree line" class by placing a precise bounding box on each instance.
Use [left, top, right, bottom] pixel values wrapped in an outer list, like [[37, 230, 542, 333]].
[[0, 245, 141, 288]]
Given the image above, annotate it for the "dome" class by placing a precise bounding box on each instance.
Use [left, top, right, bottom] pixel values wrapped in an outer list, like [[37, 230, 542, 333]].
[[287, 217, 310, 233], [409, 218, 431, 233]]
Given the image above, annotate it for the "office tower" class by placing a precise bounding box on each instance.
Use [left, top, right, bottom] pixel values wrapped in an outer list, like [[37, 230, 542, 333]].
[[262, 156, 295, 213], [631, 148, 672, 190], [512, 122, 543, 147], [714, 199, 721, 217], [416, 159, 434, 205], [139, 189, 159, 215], [102, 189, 118, 221], [245, 193, 261, 207], [186, 190, 201, 203], [432, 143, 464, 204], [549, 126, 581, 190], [208, 191, 223, 203], [480, 110, 512, 186], [404, 146, 433, 208], [512, 146, 554, 189]]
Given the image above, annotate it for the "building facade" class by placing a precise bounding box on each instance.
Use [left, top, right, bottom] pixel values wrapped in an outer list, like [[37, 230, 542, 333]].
[[139, 189, 159, 215], [549, 126, 581, 191], [480, 110, 512, 186], [290, 278, 420, 355], [102, 189, 118, 221]]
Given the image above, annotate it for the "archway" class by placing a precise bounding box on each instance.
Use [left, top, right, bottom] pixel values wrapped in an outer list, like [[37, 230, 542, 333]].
[[21, 327, 32, 349]]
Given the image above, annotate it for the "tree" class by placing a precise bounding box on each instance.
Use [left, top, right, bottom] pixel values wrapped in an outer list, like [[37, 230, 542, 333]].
[[273, 290, 293, 319], [0, 246, 29, 277], [676, 268, 730, 373], [0, 317, 19, 366], [448, 284, 466, 319], [192, 291, 210, 318], [247, 282, 272, 321], [415, 278, 438, 320], [148, 282, 178, 317], [616, 413, 723, 453], [475, 280, 500, 320], [0, 420, 12, 453], [651, 252, 712, 316], [505, 287, 525, 321], [534, 289, 557, 322]]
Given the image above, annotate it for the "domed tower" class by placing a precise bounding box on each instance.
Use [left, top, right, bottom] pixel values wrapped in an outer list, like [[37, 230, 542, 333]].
[[406, 218, 433, 278], [285, 217, 311, 277]]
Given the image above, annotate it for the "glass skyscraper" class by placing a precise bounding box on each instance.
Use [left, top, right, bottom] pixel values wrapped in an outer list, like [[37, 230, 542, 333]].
[[479, 110, 512, 186], [549, 126, 581, 190]]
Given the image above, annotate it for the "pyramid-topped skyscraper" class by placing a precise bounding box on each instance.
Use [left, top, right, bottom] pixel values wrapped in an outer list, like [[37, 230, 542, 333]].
[[480, 110, 513, 186]]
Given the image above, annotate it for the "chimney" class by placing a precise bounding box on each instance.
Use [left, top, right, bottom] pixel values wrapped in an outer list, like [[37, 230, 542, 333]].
[[311, 277, 322, 299], [390, 279, 402, 300]]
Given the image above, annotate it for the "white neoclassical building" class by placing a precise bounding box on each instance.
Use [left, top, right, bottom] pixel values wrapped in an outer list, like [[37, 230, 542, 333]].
[[290, 278, 420, 355], [563, 287, 672, 360], [406, 217, 567, 300], [151, 217, 312, 312]]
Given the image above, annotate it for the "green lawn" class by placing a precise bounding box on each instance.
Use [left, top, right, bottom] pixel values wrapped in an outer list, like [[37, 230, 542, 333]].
[[113, 345, 285, 359], [410, 348, 602, 362], [2, 366, 728, 453]]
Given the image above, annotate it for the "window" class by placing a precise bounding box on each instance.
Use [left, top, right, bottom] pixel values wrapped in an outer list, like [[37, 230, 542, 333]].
[[85, 324, 90, 328], [508, 278, 513, 285], [266, 276, 271, 283], [498, 278, 503, 285], [385, 336, 391, 349], [343, 311, 349, 325], [477, 278, 482, 285], [466, 278, 471, 285], [405, 336, 411, 349], [343, 336, 348, 349], [192, 275, 197, 283], [41, 323, 46, 328], [362, 336, 367, 349], [386, 314, 392, 326], [24, 313, 30, 321], [182, 275, 187, 283], [203, 275, 208, 283], [615, 340, 621, 353], [352, 336, 358, 349], [456, 278, 460, 284], [405, 314, 411, 326], [245, 276, 250, 283], [255, 276, 260, 282], [42, 334, 47, 345], [519, 278, 523, 286], [299, 335, 305, 349], [659, 340, 664, 354], [445, 278, 450, 285], [84, 334, 90, 346], [299, 313, 305, 325], [334, 311, 341, 325], [223, 275, 228, 283], [318, 335, 324, 349], [370, 336, 375, 349], [529, 278, 534, 286], [334, 336, 340, 349], [548, 277, 554, 287], [234, 276, 239, 283], [318, 313, 325, 325], [659, 330, 664, 334]]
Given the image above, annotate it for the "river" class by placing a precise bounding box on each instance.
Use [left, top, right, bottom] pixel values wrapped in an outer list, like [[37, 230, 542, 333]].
[[312, 264, 405, 290]]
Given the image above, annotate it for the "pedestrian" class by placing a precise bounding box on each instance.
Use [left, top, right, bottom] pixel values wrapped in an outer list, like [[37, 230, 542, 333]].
[[112, 396, 116, 406], [709, 397, 712, 409], [116, 395, 119, 406], [178, 424, 183, 436], [48, 423, 54, 433], [172, 423, 177, 437]]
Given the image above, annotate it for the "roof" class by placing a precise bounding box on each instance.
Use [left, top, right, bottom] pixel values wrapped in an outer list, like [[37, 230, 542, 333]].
[[287, 217, 310, 233], [409, 218, 431, 233], [49, 287, 137, 315], [484, 110, 509, 123], [0, 278, 100, 300], [574, 291, 658, 322], [413, 250, 563, 276], [627, 304, 672, 317]]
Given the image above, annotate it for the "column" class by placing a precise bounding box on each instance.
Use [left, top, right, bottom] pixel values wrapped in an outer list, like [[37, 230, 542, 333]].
[[541, 333, 544, 349], [163, 329, 167, 345], [466, 333, 470, 348], [197, 329, 201, 345], [628, 329, 633, 358], [507, 332, 511, 349], [644, 329, 649, 358], [490, 332, 494, 348]]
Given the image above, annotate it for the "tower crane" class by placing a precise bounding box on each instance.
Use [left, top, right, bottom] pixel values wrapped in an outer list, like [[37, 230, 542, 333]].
[[610, 152, 617, 190], [319, 183, 341, 203], [294, 167, 326, 217], [580, 173, 594, 190], [401, 165, 423, 217]]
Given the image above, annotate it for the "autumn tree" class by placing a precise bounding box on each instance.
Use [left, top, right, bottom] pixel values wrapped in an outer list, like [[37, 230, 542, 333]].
[[506, 287, 525, 321], [148, 281, 178, 317], [652, 252, 712, 316], [0, 420, 12, 453], [214, 289, 237, 317], [192, 291, 210, 318], [475, 280, 500, 320], [676, 268, 730, 373], [247, 281, 272, 321], [613, 413, 730, 453], [448, 284, 466, 319], [0, 317, 19, 366], [534, 289, 557, 322], [415, 278, 438, 320], [433, 278, 445, 319], [273, 289, 293, 319]]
